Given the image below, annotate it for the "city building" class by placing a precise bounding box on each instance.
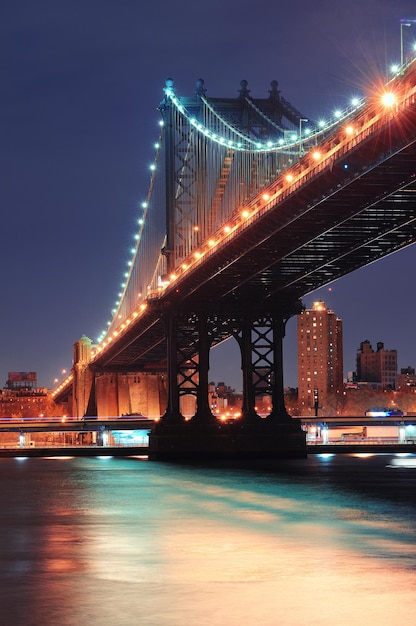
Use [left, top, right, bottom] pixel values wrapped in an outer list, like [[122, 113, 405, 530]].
[[356, 340, 397, 389], [209, 381, 242, 418], [297, 301, 343, 415], [0, 372, 57, 418], [395, 367, 415, 391], [5, 371, 38, 390]]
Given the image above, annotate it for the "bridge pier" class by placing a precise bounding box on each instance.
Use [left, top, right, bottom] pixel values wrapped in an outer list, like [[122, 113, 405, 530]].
[[149, 419, 306, 462], [149, 301, 306, 461]]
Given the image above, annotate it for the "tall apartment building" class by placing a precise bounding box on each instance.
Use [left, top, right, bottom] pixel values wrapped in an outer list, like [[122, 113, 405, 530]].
[[356, 340, 397, 389], [297, 301, 343, 414]]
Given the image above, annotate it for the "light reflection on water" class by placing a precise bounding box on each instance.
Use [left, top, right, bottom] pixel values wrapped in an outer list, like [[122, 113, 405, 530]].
[[0, 454, 415, 625]]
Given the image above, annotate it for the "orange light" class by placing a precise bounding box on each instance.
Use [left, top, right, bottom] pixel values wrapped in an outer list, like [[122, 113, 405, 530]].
[[345, 125, 354, 135], [285, 174, 294, 182], [241, 210, 250, 218], [224, 225, 231, 233], [262, 193, 270, 201], [208, 239, 216, 247], [381, 92, 396, 107], [312, 151, 321, 160]]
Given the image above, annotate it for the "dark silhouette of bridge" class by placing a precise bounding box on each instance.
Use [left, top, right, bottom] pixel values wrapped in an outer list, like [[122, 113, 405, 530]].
[[53, 60, 416, 460]]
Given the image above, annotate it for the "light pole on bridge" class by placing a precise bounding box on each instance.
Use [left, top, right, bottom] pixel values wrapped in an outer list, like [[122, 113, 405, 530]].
[[400, 19, 415, 67], [299, 118, 308, 157]]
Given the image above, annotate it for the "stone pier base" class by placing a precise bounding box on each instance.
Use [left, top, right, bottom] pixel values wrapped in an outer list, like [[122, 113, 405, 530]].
[[149, 419, 306, 462]]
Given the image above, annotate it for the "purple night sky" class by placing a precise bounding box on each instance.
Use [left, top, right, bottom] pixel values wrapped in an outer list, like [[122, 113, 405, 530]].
[[2, 0, 416, 391]]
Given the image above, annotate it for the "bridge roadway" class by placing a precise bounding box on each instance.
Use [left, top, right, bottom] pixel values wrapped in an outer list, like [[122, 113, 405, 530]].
[[2, 415, 409, 433], [0, 416, 415, 458], [0, 417, 155, 433]]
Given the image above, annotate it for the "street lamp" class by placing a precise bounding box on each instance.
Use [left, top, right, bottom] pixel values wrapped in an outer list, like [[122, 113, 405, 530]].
[[299, 118, 308, 157], [400, 19, 414, 67]]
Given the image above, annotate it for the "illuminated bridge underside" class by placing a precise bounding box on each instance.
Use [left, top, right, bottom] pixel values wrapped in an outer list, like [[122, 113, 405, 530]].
[[181, 149, 416, 302]]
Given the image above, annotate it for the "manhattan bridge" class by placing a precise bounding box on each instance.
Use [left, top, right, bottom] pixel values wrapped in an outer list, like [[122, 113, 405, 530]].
[[53, 59, 416, 459]]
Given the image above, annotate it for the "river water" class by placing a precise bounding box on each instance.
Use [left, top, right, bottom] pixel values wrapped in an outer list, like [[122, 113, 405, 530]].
[[1, 452, 416, 626]]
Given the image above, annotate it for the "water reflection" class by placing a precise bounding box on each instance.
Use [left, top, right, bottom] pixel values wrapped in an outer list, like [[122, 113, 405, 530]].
[[0, 454, 415, 625]]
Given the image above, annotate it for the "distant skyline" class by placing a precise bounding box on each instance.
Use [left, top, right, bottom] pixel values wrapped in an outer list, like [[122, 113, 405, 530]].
[[2, 0, 416, 390]]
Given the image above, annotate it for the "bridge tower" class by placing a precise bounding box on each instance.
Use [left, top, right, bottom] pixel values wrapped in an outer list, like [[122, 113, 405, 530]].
[[71, 337, 168, 418], [149, 79, 307, 460], [73, 335, 96, 417]]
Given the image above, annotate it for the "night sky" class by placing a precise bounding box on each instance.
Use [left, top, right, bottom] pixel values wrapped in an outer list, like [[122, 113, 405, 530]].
[[2, 0, 416, 392]]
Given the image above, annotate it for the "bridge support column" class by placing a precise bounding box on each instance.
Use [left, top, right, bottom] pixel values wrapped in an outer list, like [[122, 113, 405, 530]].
[[237, 307, 297, 423], [192, 314, 217, 425], [161, 311, 184, 424], [240, 314, 262, 423], [208, 305, 305, 461], [267, 316, 292, 422], [151, 310, 218, 457]]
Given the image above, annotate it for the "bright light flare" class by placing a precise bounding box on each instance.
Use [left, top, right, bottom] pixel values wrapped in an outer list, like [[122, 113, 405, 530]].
[[381, 92, 396, 107]]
